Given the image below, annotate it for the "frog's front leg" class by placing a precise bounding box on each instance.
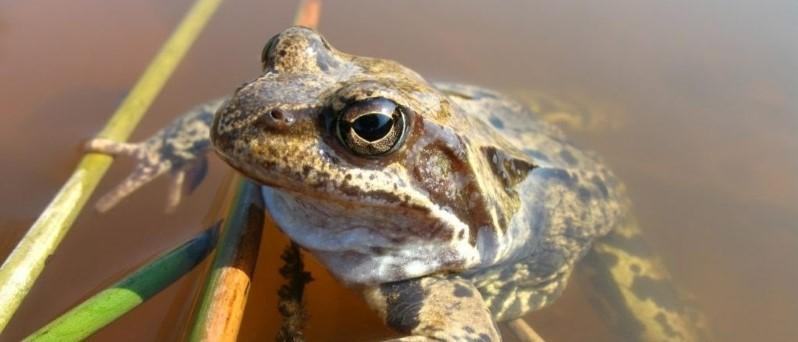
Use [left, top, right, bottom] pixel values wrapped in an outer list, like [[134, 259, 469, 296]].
[[364, 274, 500, 342], [85, 99, 226, 212]]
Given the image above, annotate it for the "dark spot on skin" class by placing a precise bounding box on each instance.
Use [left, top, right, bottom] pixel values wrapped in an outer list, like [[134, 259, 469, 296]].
[[370, 246, 386, 255], [464, 327, 475, 333], [562, 217, 585, 240], [453, 283, 474, 298], [630, 264, 642, 274], [488, 115, 504, 129], [499, 263, 518, 281], [278, 49, 286, 57], [478, 333, 492, 342], [301, 165, 312, 177], [369, 174, 377, 180], [654, 312, 680, 338], [380, 279, 425, 333], [578, 186, 592, 202], [458, 230, 465, 240], [524, 149, 550, 163], [534, 168, 574, 186], [533, 252, 568, 280], [592, 175, 610, 198], [631, 275, 684, 312], [580, 249, 647, 338], [559, 149, 578, 166], [344, 174, 352, 181]]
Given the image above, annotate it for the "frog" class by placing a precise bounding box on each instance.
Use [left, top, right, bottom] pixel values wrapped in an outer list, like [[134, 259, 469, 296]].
[[86, 26, 627, 341]]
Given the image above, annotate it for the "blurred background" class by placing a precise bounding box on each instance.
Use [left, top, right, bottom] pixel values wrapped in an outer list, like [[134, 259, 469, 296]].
[[0, 0, 796, 341]]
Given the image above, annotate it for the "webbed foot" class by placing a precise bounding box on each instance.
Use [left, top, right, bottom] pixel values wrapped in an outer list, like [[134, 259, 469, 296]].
[[86, 99, 224, 212]]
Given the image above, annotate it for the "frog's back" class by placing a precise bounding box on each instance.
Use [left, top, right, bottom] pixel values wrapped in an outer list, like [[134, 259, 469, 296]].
[[436, 82, 628, 321]]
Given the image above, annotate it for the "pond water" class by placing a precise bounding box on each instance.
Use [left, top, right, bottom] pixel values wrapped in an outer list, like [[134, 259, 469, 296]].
[[1, 0, 796, 341]]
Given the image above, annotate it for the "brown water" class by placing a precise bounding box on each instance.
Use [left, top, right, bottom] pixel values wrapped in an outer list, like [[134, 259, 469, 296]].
[[1, 0, 796, 341]]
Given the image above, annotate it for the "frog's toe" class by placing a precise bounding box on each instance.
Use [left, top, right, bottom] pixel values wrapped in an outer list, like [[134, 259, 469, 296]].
[[165, 170, 186, 213], [95, 163, 170, 212], [182, 157, 209, 194], [84, 138, 141, 156], [164, 157, 208, 213]]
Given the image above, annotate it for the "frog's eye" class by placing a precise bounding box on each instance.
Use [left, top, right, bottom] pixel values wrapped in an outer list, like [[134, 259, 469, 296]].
[[336, 98, 407, 157]]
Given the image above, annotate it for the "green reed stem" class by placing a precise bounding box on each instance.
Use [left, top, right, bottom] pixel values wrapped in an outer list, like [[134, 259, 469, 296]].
[[23, 228, 218, 342], [0, 0, 223, 331]]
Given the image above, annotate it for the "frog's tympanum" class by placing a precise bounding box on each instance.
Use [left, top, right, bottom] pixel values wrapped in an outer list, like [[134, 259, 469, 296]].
[[88, 27, 627, 341]]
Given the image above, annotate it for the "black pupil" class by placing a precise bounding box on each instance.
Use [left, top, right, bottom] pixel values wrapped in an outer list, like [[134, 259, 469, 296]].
[[352, 113, 393, 141]]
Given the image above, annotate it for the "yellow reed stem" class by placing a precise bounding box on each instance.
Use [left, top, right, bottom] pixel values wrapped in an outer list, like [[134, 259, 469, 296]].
[[0, 0, 223, 331]]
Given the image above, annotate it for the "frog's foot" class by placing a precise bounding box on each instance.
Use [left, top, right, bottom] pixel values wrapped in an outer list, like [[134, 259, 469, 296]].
[[84, 100, 219, 212], [364, 275, 501, 342], [85, 138, 207, 212]]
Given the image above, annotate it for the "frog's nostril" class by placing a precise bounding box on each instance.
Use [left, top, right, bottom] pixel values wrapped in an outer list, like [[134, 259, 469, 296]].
[[269, 109, 284, 120], [255, 107, 295, 132]]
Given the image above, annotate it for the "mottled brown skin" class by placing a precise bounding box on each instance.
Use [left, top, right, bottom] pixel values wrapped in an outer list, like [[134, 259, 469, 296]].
[[89, 27, 628, 341], [212, 27, 523, 246]]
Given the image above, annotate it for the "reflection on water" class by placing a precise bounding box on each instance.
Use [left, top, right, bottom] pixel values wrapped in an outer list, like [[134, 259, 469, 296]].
[[1, 0, 796, 341]]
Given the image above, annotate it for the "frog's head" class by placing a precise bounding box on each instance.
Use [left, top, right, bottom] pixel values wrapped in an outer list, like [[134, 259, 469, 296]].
[[212, 27, 515, 284]]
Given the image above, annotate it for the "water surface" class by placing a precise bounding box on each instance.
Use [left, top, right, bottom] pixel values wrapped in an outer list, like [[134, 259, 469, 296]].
[[1, 1, 796, 341]]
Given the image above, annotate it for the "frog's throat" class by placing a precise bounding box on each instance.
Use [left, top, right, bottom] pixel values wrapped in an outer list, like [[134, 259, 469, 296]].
[[260, 186, 483, 284]]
